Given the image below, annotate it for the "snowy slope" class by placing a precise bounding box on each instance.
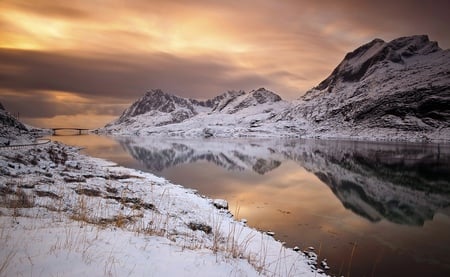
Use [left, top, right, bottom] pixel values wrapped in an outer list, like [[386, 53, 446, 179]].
[[102, 88, 294, 137], [288, 35, 450, 141], [101, 35, 450, 142], [0, 141, 328, 277], [0, 101, 36, 145]]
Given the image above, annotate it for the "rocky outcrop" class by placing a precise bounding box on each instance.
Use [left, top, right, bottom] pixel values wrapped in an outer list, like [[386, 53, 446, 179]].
[[0, 102, 27, 131], [0, 102, 30, 144]]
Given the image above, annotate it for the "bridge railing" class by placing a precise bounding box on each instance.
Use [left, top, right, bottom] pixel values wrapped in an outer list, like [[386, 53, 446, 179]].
[[0, 139, 51, 149]]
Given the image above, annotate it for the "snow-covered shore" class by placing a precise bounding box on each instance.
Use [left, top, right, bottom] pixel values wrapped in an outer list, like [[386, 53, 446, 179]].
[[0, 141, 328, 276]]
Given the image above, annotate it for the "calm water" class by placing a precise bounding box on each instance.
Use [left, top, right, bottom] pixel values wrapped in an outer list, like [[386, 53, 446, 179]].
[[52, 134, 450, 277]]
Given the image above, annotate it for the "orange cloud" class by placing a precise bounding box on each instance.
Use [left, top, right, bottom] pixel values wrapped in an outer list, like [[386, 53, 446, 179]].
[[0, 0, 448, 128]]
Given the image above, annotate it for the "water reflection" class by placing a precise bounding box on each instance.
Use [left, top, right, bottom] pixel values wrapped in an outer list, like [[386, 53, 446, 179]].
[[51, 135, 450, 276], [117, 137, 450, 226]]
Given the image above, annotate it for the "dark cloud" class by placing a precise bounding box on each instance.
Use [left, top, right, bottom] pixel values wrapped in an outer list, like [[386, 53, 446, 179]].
[[1, 0, 449, 127], [304, 0, 450, 48], [0, 49, 282, 118], [0, 49, 268, 97]]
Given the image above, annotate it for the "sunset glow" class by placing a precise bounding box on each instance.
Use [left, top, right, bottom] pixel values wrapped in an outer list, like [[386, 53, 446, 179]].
[[0, 0, 448, 128]]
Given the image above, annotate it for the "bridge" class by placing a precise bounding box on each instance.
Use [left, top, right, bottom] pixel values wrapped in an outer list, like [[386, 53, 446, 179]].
[[51, 128, 90, 135]]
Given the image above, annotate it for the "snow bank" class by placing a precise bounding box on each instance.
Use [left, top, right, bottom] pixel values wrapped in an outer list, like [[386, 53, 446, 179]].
[[0, 142, 328, 276]]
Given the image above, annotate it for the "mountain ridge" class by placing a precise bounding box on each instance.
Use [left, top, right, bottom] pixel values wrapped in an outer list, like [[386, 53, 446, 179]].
[[101, 35, 450, 142]]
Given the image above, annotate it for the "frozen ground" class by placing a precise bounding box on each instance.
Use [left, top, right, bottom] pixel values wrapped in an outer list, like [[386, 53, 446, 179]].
[[0, 141, 328, 277]]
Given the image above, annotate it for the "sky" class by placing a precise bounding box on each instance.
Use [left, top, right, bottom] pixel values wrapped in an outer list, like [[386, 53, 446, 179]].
[[0, 0, 449, 128]]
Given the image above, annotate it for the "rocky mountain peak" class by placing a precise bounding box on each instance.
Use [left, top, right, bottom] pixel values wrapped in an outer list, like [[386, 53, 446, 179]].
[[115, 89, 197, 124], [211, 88, 282, 114], [249, 88, 282, 104], [314, 35, 441, 92], [197, 90, 246, 110]]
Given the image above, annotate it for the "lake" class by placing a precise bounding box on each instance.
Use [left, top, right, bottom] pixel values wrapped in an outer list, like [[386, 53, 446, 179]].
[[51, 134, 450, 277]]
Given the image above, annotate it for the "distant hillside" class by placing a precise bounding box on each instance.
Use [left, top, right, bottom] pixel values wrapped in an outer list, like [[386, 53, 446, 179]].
[[0, 101, 29, 144]]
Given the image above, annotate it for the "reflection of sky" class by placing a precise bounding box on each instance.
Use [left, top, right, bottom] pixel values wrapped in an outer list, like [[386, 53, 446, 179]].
[[160, 159, 450, 276], [53, 135, 450, 277]]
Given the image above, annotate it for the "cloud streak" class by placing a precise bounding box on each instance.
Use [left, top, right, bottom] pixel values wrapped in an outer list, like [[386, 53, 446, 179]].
[[0, 0, 448, 127]]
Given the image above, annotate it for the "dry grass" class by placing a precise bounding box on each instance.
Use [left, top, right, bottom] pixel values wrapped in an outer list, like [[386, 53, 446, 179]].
[[0, 186, 35, 217], [0, 149, 306, 277], [347, 241, 358, 277], [0, 250, 15, 276]]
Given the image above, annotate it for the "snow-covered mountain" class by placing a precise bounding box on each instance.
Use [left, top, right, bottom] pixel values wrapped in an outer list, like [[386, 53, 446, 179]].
[[103, 88, 292, 137], [101, 35, 450, 142], [288, 35, 450, 141], [108, 89, 203, 127]]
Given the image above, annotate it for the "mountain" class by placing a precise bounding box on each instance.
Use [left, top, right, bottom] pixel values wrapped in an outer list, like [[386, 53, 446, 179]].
[[210, 88, 282, 114], [107, 89, 202, 128], [0, 101, 29, 144], [288, 35, 450, 141], [102, 88, 291, 137], [102, 35, 450, 142]]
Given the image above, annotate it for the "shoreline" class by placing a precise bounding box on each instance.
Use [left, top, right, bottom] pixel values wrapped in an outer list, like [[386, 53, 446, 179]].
[[0, 140, 328, 276]]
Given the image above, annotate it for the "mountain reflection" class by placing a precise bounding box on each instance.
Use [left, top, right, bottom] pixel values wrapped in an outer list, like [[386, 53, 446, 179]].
[[117, 137, 450, 226]]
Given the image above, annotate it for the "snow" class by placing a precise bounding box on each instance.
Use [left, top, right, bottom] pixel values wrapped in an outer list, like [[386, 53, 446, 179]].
[[99, 36, 450, 143], [0, 141, 327, 276]]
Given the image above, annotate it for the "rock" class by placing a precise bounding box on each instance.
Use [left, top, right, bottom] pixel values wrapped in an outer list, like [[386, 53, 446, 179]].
[[35, 190, 60, 199], [240, 218, 248, 224], [266, 231, 275, 237], [202, 128, 214, 138], [293, 246, 300, 252], [188, 222, 212, 234], [212, 199, 228, 210]]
